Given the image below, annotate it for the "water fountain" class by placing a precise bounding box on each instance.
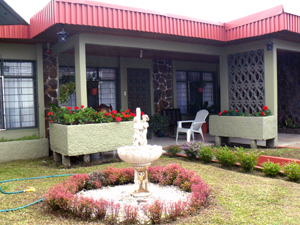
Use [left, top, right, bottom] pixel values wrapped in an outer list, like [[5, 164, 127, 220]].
[[117, 108, 163, 197]]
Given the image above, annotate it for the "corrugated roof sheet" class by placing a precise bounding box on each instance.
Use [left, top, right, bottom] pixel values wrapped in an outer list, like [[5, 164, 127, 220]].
[[1, 1, 300, 44]]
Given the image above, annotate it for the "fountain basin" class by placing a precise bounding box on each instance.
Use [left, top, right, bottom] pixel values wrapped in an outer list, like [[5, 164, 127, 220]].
[[117, 145, 163, 165]]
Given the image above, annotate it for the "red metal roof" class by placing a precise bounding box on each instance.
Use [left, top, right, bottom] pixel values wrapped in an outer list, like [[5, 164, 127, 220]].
[[1, 1, 300, 44]]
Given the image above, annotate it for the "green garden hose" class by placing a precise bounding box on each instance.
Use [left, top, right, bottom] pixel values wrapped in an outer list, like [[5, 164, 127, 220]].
[[0, 174, 74, 212]]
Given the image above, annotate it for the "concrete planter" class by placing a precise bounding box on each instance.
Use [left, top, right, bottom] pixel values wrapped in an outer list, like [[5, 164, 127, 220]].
[[209, 115, 277, 148], [0, 138, 49, 163], [49, 122, 134, 166]]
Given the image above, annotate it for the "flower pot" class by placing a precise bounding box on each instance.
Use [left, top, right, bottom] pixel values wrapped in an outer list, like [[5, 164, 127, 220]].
[[156, 130, 165, 138], [202, 122, 208, 134], [90, 88, 98, 95], [197, 88, 203, 93]]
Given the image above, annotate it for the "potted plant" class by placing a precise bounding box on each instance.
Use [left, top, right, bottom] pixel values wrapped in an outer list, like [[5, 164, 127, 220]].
[[192, 80, 206, 93], [87, 80, 98, 96], [149, 114, 169, 137], [58, 81, 75, 104]]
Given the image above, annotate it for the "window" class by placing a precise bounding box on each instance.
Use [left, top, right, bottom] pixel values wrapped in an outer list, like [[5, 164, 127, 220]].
[[59, 67, 76, 108], [0, 61, 36, 129], [59, 67, 118, 110], [176, 71, 214, 114]]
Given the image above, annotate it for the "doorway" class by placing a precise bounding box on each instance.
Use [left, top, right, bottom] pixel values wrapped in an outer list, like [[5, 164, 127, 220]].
[[127, 68, 151, 115]]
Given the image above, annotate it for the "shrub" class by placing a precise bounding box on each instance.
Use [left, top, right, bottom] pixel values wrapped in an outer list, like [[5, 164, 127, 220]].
[[262, 160, 282, 176], [122, 204, 139, 224], [236, 147, 262, 172], [283, 161, 300, 181], [215, 146, 237, 167], [166, 145, 182, 157], [181, 141, 201, 160], [198, 146, 214, 163], [142, 199, 164, 224], [45, 164, 210, 224]]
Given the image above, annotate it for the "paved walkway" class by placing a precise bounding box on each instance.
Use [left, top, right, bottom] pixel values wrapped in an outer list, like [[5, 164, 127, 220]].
[[148, 133, 300, 148]]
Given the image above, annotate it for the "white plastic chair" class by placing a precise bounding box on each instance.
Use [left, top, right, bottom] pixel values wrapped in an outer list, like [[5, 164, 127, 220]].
[[176, 109, 209, 144]]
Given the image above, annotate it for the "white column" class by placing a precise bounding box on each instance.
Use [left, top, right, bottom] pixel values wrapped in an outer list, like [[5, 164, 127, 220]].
[[74, 36, 87, 107]]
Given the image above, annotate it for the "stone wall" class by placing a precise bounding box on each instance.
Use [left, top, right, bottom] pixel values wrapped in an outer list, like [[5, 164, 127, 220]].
[[43, 49, 58, 137], [277, 51, 300, 127], [153, 60, 172, 114]]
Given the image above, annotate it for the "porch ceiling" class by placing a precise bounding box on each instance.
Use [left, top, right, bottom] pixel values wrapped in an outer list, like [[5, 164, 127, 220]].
[[60, 44, 220, 63]]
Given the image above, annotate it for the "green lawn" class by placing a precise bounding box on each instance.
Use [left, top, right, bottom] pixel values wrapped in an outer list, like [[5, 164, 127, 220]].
[[0, 155, 300, 224]]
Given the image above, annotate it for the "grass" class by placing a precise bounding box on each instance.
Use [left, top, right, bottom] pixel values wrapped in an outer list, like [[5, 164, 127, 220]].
[[0, 134, 42, 142], [1, 155, 300, 224]]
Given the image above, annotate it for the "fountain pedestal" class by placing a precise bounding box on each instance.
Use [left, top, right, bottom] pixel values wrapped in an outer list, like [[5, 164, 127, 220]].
[[117, 107, 163, 197]]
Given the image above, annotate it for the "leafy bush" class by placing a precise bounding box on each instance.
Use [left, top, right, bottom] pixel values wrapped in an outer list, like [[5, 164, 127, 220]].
[[283, 162, 300, 181], [149, 114, 169, 136], [236, 147, 262, 172], [262, 160, 282, 176], [215, 146, 237, 167], [180, 141, 201, 160], [198, 146, 214, 163], [166, 145, 182, 157]]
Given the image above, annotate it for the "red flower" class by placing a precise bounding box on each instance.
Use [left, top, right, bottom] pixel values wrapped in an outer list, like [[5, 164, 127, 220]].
[[263, 106, 268, 111], [219, 112, 222, 115], [130, 112, 135, 117], [47, 112, 51, 116], [81, 105, 84, 108], [235, 110, 238, 112], [74, 106, 79, 110], [50, 120, 53, 123], [94, 112, 97, 115], [127, 109, 131, 112], [104, 112, 109, 116], [261, 111, 265, 116], [141, 112, 144, 116], [111, 115, 115, 118], [121, 112, 125, 115], [111, 110, 117, 114], [67, 107, 72, 110], [223, 110, 227, 113], [69, 111, 72, 114], [116, 117, 122, 122], [123, 114, 129, 118]]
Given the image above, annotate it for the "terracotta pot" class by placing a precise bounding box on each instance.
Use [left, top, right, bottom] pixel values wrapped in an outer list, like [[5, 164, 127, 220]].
[[90, 88, 98, 95], [197, 88, 203, 93], [202, 122, 208, 134]]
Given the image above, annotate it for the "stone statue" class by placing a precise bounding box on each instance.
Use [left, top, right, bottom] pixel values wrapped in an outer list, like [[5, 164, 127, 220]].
[[133, 111, 149, 147]]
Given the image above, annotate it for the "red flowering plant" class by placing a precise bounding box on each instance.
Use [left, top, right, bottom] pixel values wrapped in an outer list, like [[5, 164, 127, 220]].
[[219, 106, 271, 117], [47, 104, 137, 125], [45, 164, 210, 224]]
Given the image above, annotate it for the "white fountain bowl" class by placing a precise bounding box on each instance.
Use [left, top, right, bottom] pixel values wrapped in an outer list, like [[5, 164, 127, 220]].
[[117, 145, 163, 165]]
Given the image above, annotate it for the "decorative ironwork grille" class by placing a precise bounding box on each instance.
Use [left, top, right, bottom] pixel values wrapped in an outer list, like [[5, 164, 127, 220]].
[[228, 49, 265, 113]]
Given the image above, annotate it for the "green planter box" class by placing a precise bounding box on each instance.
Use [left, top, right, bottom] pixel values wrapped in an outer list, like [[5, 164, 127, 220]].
[[209, 115, 277, 148], [49, 121, 134, 157], [0, 138, 49, 163]]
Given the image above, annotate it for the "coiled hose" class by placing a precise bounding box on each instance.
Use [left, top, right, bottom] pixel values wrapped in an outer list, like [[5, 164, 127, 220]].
[[0, 174, 74, 212]]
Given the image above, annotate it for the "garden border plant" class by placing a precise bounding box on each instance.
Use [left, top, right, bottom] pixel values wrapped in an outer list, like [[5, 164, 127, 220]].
[[45, 164, 210, 224], [172, 142, 300, 182]]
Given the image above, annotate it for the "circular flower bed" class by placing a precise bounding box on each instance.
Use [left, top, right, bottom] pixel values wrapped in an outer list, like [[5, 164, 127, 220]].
[[45, 164, 210, 224]]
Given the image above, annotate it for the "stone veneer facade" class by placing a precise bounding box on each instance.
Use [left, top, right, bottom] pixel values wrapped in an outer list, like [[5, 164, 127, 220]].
[[43, 49, 58, 137], [277, 51, 300, 127], [153, 60, 172, 114]]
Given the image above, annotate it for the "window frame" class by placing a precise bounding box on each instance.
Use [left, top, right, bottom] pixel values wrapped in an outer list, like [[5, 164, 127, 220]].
[[176, 70, 215, 115], [0, 60, 37, 130]]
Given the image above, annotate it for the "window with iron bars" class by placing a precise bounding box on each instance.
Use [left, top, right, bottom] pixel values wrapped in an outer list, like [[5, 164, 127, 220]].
[[0, 61, 37, 130], [176, 71, 215, 115], [59, 67, 118, 110]]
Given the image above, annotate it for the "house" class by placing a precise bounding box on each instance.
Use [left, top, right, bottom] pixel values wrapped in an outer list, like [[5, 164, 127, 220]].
[[1, 0, 300, 148]]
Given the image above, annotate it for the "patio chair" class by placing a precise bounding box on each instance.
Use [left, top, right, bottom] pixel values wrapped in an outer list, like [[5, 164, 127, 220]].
[[176, 109, 209, 144]]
